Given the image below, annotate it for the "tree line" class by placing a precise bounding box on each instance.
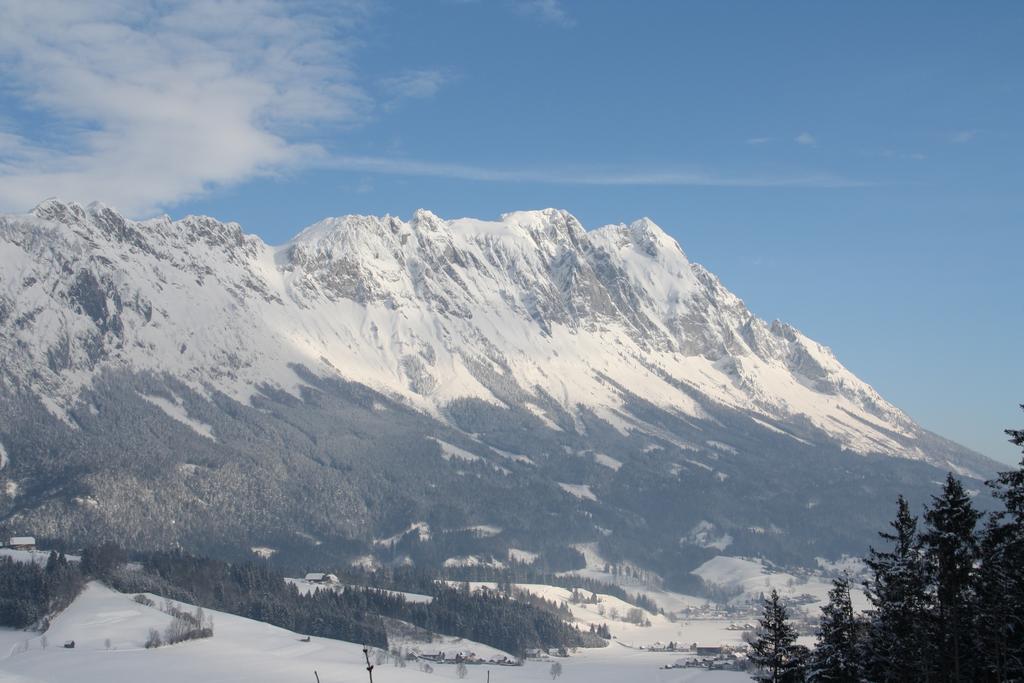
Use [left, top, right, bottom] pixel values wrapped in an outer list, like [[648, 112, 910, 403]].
[[0, 552, 83, 628], [2, 543, 599, 657], [751, 407, 1024, 682], [105, 549, 591, 656], [401, 561, 659, 613]]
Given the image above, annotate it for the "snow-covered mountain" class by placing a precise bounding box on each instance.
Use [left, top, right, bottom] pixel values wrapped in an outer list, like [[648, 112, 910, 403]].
[[0, 200, 981, 470], [0, 199, 996, 576]]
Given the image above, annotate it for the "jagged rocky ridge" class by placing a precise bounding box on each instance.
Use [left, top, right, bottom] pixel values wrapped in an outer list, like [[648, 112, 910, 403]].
[[0, 200, 998, 581]]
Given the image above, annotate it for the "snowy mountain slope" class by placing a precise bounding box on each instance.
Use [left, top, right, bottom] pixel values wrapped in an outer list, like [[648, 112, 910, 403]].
[[0, 199, 999, 579], [0, 200, 987, 472]]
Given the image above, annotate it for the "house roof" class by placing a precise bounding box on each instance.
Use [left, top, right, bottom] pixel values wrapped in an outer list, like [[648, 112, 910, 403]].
[[9, 536, 35, 546]]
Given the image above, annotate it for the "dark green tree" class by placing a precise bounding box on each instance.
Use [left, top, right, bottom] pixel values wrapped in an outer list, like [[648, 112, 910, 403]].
[[0, 554, 84, 628], [808, 575, 861, 682], [750, 589, 805, 682], [976, 406, 1024, 680], [80, 541, 127, 578], [863, 496, 933, 682], [922, 473, 981, 682]]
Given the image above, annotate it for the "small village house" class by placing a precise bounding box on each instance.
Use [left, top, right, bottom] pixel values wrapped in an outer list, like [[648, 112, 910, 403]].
[[304, 572, 339, 585], [7, 536, 36, 550]]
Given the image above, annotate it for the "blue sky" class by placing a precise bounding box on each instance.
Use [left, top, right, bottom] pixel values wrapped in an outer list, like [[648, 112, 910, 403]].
[[0, 1, 1021, 463]]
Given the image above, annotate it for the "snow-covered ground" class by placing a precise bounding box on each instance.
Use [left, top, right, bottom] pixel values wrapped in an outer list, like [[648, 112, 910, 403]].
[[432, 547, 872, 655], [692, 556, 869, 612], [0, 582, 751, 682], [507, 548, 539, 564], [557, 483, 597, 502], [448, 581, 752, 652], [555, 543, 864, 620], [0, 549, 80, 565], [138, 392, 216, 441], [443, 555, 506, 569], [374, 522, 432, 547], [558, 542, 668, 591]]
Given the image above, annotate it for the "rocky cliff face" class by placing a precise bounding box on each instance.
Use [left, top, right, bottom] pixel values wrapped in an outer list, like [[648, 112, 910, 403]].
[[0, 200, 996, 576]]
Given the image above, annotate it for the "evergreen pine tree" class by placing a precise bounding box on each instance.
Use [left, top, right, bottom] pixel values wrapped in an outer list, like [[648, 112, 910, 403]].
[[922, 473, 981, 682], [863, 496, 933, 682], [976, 406, 1024, 680], [975, 512, 1020, 681], [808, 575, 861, 682], [750, 589, 805, 682]]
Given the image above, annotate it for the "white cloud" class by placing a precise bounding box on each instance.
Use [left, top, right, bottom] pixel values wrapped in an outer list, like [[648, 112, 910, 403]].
[[0, 1, 864, 217], [515, 0, 574, 27], [950, 130, 977, 143], [795, 132, 816, 145], [0, 0, 371, 215], [326, 155, 869, 188], [746, 137, 772, 145]]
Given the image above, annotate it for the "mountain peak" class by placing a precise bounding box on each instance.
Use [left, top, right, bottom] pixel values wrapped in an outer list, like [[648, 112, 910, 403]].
[[500, 208, 587, 249], [31, 197, 89, 224], [410, 208, 444, 230], [500, 207, 575, 223], [627, 217, 683, 257]]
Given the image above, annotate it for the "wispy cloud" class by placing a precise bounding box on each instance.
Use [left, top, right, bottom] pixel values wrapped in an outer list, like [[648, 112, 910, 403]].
[[0, 0, 865, 217], [514, 0, 575, 27], [881, 149, 927, 161], [746, 137, 772, 145], [0, 0, 371, 215], [326, 156, 870, 188], [380, 69, 451, 102], [795, 132, 816, 146], [950, 129, 977, 144]]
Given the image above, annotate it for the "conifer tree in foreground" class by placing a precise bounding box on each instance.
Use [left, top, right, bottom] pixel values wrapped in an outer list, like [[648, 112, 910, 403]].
[[808, 575, 861, 682], [750, 589, 805, 682], [862, 496, 933, 682], [922, 473, 981, 682], [976, 406, 1024, 680], [804, 405, 1024, 681]]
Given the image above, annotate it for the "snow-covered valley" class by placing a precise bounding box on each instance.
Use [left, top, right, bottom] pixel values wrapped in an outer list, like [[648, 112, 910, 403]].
[[0, 582, 754, 683], [0, 538, 874, 682]]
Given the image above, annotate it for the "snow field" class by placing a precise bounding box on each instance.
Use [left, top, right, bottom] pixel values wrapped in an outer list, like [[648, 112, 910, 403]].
[[0, 582, 752, 682]]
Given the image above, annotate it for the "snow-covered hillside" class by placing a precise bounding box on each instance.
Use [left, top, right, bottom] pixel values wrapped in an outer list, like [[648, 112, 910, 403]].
[[0, 199, 997, 575], [0, 200, 987, 472], [0, 582, 752, 682]]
